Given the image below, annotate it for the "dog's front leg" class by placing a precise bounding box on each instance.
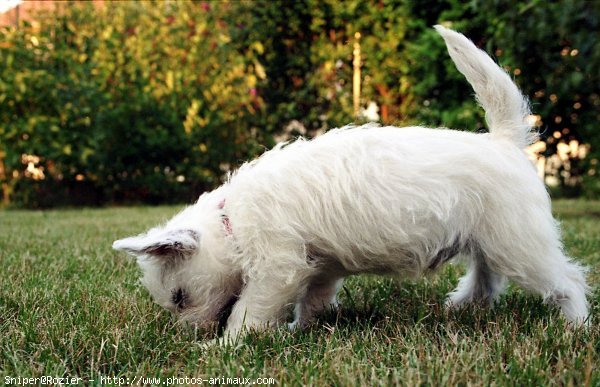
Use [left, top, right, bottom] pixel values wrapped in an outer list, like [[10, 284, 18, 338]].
[[223, 275, 306, 340], [289, 277, 344, 329]]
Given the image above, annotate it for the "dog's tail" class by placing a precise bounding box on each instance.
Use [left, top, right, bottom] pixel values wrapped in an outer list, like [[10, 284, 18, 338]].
[[435, 25, 537, 148]]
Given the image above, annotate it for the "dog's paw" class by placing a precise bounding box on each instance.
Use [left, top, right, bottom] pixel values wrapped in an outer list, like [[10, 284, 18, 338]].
[[444, 295, 477, 313], [199, 338, 221, 350], [199, 336, 243, 350], [287, 320, 300, 331], [444, 296, 463, 311]]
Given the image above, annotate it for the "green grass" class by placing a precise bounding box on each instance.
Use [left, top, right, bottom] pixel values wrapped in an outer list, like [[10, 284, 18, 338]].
[[1, 200, 598, 385]]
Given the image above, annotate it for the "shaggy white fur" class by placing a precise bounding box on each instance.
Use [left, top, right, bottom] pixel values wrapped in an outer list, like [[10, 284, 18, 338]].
[[113, 26, 590, 340]]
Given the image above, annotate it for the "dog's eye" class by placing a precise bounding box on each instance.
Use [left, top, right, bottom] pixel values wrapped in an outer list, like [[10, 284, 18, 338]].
[[171, 288, 188, 309]]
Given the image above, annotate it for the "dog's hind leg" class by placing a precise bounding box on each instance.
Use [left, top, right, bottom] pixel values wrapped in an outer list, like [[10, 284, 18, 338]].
[[289, 277, 344, 330], [473, 210, 589, 325], [491, 246, 588, 325], [445, 245, 508, 309]]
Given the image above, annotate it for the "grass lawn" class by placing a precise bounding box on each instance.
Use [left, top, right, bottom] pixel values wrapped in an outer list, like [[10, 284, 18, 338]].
[[1, 200, 598, 385]]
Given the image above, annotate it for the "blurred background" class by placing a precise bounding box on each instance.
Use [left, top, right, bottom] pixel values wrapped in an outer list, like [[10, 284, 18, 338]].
[[0, 0, 598, 208]]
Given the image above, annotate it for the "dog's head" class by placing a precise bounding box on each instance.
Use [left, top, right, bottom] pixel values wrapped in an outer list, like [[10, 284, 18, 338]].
[[112, 193, 241, 328]]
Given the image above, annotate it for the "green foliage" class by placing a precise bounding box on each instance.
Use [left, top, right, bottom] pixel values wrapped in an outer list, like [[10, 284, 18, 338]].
[[1, 1, 267, 206], [0, 0, 598, 207]]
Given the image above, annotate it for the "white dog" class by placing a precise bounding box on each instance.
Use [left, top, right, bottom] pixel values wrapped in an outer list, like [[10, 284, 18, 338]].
[[113, 26, 589, 340]]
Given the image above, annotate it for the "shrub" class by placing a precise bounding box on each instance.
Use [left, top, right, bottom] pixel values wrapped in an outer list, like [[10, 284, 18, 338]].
[[0, 1, 268, 206], [1, 0, 598, 207]]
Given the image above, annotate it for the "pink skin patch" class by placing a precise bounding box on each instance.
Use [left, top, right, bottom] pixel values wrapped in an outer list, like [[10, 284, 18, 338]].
[[218, 199, 233, 235]]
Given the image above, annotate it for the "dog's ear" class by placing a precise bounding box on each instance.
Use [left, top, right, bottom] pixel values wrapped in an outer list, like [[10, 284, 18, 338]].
[[112, 229, 200, 260]]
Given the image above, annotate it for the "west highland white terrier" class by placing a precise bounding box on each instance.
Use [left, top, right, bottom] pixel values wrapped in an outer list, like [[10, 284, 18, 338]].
[[113, 26, 590, 340]]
